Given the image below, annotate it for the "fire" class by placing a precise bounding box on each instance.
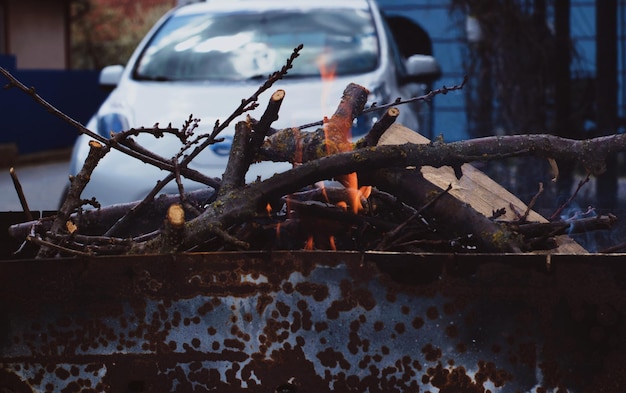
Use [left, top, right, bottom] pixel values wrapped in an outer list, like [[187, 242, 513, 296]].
[[303, 233, 337, 251], [360, 185, 372, 199], [329, 236, 336, 251], [317, 52, 337, 115], [318, 53, 371, 216], [321, 107, 369, 213], [318, 57, 336, 82], [279, 55, 371, 251], [304, 235, 314, 250]]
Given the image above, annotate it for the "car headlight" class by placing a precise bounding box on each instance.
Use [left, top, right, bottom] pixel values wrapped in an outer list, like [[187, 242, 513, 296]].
[[210, 135, 233, 157], [97, 113, 130, 138]]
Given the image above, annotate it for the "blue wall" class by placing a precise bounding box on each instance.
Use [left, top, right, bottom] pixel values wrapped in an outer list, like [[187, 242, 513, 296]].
[[378, 1, 469, 141], [0, 56, 109, 155], [377, 1, 621, 140]]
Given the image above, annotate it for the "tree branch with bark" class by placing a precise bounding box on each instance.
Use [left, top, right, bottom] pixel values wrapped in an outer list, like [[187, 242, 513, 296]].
[[2, 50, 621, 258]]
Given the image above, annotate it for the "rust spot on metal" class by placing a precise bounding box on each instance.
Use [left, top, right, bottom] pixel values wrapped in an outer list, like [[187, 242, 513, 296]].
[[224, 338, 246, 351], [426, 305, 440, 320], [412, 316, 424, 329], [295, 281, 329, 301], [256, 294, 273, 315], [316, 348, 351, 369], [422, 343, 443, 362], [444, 301, 457, 315], [314, 321, 328, 333], [276, 301, 290, 317], [3, 252, 626, 391], [422, 361, 514, 393], [446, 324, 459, 338]]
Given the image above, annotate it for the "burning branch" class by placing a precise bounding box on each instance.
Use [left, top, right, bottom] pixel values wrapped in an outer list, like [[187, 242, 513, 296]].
[[3, 51, 624, 257]]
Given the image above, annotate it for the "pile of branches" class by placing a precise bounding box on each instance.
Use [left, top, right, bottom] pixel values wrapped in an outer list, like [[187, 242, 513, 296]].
[[3, 46, 623, 258]]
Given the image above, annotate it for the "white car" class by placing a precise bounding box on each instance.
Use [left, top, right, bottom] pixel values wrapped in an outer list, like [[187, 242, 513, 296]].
[[68, 0, 441, 206]]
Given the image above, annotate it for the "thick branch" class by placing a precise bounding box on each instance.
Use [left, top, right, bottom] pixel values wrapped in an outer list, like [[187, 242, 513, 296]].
[[13, 131, 626, 256], [37, 140, 110, 258], [262, 133, 626, 183], [159, 204, 186, 253], [260, 83, 369, 164], [510, 214, 617, 238], [152, 132, 625, 254], [360, 168, 524, 252], [220, 120, 253, 195], [8, 188, 216, 241], [249, 89, 285, 163], [355, 107, 400, 149]]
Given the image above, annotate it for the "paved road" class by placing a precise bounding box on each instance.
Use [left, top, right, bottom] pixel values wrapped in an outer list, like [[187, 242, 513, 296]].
[[0, 159, 70, 212]]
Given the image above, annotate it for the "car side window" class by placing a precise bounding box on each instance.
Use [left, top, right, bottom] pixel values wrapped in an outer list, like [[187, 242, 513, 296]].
[[379, 15, 407, 80]]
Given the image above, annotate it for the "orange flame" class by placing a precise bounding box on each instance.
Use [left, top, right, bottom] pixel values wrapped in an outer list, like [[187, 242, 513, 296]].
[[336, 201, 348, 211], [360, 186, 372, 199], [319, 58, 336, 82], [318, 54, 372, 215], [304, 235, 314, 250], [318, 52, 337, 84], [318, 51, 337, 124], [295, 53, 372, 252]]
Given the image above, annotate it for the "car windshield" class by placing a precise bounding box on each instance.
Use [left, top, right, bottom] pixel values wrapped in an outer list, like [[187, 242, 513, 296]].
[[133, 8, 379, 81]]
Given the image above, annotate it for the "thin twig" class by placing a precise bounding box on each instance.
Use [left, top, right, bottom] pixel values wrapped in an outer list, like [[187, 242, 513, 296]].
[[600, 241, 626, 253], [375, 183, 452, 251], [9, 167, 33, 221], [520, 182, 543, 222], [37, 139, 110, 258], [549, 173, 591, 221], [509, 203, 523, 221], [297, 76, 467, 130], [27, 235, 91, 257]]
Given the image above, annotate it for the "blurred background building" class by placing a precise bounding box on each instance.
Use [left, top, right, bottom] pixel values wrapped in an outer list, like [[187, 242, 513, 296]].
[[0, 0, 617, 143]]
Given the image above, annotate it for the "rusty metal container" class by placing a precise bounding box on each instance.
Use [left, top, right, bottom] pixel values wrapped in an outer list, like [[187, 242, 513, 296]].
[[2, 250, 626, 392]]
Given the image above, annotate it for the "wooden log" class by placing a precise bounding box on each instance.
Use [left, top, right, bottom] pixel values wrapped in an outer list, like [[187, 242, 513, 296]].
[[261, 83, 369, 163], [161, 203, 186, 253], [377, 124, 588, 254]]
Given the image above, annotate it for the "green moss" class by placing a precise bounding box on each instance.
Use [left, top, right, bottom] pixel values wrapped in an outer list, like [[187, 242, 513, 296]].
[[488, 228, 522, 251]]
